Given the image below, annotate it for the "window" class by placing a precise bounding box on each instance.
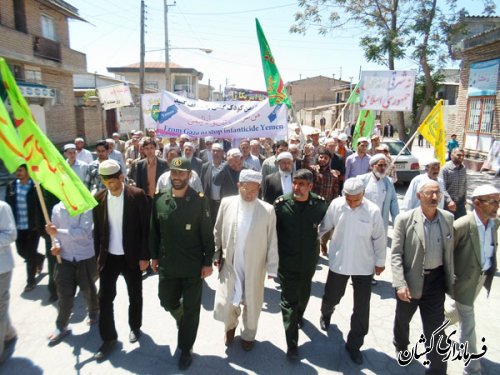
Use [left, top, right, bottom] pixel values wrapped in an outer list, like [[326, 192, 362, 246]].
[[24, 66, 42, 83], [13, 0, 27, 33], [145, 81, 159, 90], [41, 14, 56, 41], [465, 96, 496, 152]]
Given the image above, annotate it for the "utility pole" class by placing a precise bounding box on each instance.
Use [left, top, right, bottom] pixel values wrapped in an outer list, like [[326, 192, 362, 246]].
[[139, 0, 145, 131], [164, 1, 176, 92]]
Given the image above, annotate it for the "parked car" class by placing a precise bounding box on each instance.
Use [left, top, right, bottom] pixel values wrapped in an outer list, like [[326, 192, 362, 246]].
[[381, 139, 420, 183]]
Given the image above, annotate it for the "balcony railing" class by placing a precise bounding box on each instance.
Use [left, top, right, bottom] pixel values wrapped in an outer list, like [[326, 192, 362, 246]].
[[33, 35, 61, 62]]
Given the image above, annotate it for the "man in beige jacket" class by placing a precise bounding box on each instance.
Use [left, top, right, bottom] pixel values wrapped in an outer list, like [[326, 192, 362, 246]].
[[213, 169, 278, 352]]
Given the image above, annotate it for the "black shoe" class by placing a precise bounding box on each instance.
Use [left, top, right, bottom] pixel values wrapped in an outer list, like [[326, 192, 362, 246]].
[[345, 345, 363, 365], [129, 329, 141, 343], [319, 315, 330, 331], [94, 340, 117, 361], [297, 317, 304, 329], [178, 350, 193, 370], [48, 294, 58, 303], [286, 346, 299, 361]]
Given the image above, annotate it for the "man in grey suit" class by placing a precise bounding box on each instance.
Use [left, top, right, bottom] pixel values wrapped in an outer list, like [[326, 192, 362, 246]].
[[446, 185, 499, 375], [392, 180, 454, 375]]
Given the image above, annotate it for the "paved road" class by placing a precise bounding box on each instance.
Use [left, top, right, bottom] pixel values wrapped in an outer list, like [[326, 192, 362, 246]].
[[1, 146, 499, 374]]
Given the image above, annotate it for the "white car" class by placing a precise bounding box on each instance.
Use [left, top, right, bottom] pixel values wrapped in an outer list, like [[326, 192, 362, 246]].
[[381, 139, 420, 183]]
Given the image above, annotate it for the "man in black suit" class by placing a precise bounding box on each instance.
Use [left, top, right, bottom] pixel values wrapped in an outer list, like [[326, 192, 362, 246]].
[[262, 152, 293, 204], [383, 120, 394, 138], [199, 136, 215, 163], [213, 148, 244, 199], [92, 160, 150, 361], [200, 143, 225, 223], [133, 138, 169, 199], [183, 142, 203, 176]]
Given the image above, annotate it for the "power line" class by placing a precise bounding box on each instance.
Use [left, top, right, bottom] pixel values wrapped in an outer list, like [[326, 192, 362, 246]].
[[147, 2, 296, 15]]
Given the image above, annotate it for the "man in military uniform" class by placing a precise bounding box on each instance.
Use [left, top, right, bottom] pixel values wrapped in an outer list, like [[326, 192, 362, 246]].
[[274, 169, 329, 360], [150, 157, 214, 370]]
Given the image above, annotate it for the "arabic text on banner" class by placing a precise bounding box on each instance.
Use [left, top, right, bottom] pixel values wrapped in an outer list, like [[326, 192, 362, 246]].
[[155, 91, 288, 139], [468, 58, 500, 97], [97, 83, 133, 110], [359, 70, 416, 112]]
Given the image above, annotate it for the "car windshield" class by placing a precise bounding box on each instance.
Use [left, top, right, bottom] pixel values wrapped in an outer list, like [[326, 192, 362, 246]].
[[382, 141, 411, 156]]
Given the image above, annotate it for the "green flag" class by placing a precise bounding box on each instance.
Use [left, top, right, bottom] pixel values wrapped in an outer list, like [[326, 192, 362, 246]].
[[352, 110, 375, 148], [347, 82, 361, 104], [0, 98, 24, 172], [256, 18, 291, 108], [0, 58, 97, 216]]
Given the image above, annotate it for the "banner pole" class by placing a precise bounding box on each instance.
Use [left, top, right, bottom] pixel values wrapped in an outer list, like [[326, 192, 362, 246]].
[[34, 182, 61, 264]]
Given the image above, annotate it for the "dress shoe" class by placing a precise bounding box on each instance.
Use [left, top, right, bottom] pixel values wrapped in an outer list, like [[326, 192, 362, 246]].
[[178, 350, 193, 370], [319, 315, 330, 331], [94, 340, 117, 361], [286, 346, 299, 360], [297, 317, 304, 329], [129, 329, 141, 343], [224, 328, 236, 346], [345, 345, 363, 365], [241, 339, 255, 352]]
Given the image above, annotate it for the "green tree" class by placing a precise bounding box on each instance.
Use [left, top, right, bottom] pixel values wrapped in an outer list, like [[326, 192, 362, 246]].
[[290, 0, 496, 140]]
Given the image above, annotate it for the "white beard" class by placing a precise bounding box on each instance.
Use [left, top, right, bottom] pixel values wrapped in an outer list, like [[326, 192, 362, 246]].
[[373, 170, 385, 179]]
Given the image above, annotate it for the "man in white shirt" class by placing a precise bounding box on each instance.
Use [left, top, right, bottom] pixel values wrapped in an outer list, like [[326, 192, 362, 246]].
[[92, 160, 150, 361], [63, 144, 89, 187], [318, 178, 386, 365], [74, 137, 94, 165]]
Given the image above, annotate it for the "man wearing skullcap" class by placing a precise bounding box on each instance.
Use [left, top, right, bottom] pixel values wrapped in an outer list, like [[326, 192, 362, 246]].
[[74, 137, 94, 165], [401, 158, 453, 212], [213, 169, 278, 352], [262, 152, 294, 204], [63, 144, 89, 187], [392, 180, 454, 374], [150, 157, 214, 370], [345, 137, 371, 179], [182, 142, 203, 176], [357, 154, 399, 232], [318, 178, 386, 365], [213, 148, 245, 198], [199, 136, 215, 163], [446, 185, 499, 375], [261, 140, 289, 179], [92, 159, 150, 361]]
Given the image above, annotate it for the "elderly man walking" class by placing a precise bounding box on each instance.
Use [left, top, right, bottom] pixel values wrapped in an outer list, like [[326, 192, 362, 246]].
[[213, 169, 278, 352], [392, 180, 454, 375], [441, 148, 467, 219], [446, 185, 499, 375], [319, 178, 386, 365]]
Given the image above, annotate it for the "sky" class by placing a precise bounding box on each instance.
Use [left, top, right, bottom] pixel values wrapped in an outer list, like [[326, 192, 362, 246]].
[[67, 0, 493, 93]]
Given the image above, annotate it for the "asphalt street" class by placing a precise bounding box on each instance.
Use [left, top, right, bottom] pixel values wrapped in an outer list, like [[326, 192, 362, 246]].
[[1, 145, 499, 375]]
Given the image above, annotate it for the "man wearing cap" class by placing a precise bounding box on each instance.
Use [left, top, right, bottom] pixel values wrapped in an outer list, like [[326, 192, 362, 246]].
[[74, 138, 94, 165], [319, 178, 386, 365], [337, 133, 353, 161], [274, 169, 329, 359], [261, 140, 289, 180], [345, 137, 371, 179], [262, 152, 294, 204], [200, 143, 225, 223], [178, 134, 190, 151], [213, 169, 278, 352], [441, 148, 467, 219], [214, 148, 245, 199], [63, 144, 89, 185], [182, 142, 203, 176], [392, 180, 454, 374], [357, 154, 399, 232], [309, 129, 321, 157], [112, 133, 126, 156], [446, 185, 499, 375], [401, 159, 453, 212], [240, 139, 261, 172], [368, 134, 381, 156], [199, 136, 215, 163], [92, 159, 150, 361], [150, 157, 214, 370]]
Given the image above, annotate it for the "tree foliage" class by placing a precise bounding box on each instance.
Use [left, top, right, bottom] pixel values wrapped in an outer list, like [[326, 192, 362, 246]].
[[291, 0, 496, 139]]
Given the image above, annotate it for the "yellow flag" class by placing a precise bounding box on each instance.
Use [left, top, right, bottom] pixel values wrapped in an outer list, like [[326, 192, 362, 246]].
[[418, 100, 446, 165]]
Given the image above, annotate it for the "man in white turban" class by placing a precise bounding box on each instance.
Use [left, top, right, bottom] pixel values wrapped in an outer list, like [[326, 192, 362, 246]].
[[213, 169, 279, 352]]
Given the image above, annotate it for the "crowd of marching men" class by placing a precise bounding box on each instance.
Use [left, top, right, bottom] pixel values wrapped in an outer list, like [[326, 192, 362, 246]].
[[0, 125, 497, 374]]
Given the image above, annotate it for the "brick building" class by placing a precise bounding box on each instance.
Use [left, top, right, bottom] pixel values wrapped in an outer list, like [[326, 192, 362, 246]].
[[0, 0, 86, 145], [451, 17, 500, 170]]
